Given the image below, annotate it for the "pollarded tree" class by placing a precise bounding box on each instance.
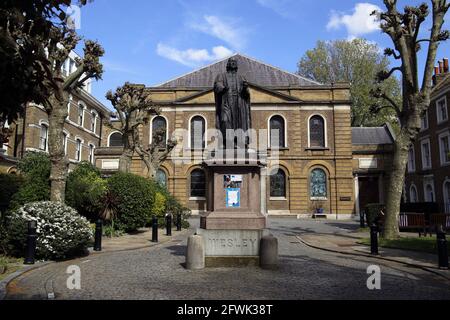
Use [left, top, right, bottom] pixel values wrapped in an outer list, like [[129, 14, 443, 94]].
[[106, 83, 177, 178], [372, 0, 449, 239]]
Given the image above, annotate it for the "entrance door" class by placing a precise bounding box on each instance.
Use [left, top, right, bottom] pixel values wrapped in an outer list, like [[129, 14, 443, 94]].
[[358, 176, 380, 212]]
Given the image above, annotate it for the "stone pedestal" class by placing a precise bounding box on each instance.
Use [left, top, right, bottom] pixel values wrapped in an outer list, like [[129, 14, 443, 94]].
[[198, 150, 268, 267]]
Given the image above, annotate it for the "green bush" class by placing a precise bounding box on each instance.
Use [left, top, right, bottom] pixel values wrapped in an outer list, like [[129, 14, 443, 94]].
[[107, 173, 157, 232], [9, 152, 51, 211], [365, 203, 385, 226], [0, 174, 23, 216], [155, 185, 191, 228], [66, 162, 107, 221], [5, 202, 92, 260]]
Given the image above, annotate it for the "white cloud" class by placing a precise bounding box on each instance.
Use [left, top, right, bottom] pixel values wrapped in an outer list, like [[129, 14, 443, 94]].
[[327, 3, 381, 38], [189, 15, 247, 49], [156, 43, 233, 67]]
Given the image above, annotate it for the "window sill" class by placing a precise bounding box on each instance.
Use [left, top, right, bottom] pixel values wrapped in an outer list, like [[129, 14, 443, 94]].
[[311, 197, 328, 201], [306, 147, 330, 151], [190, 197, 206, 201], [268, 148, 289, 151], [270, 197, 287, 201]]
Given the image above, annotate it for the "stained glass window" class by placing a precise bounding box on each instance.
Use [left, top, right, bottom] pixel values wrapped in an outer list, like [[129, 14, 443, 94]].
[[310, 168, 327, 198], [190, 169, 206, 197], [309, 116, 325, 148], [270, 169, 286, 197], [152, 116, 167, 148], [156, 169, 167, 188], [109, 132, 123, 147], [270, 116, 286, 149], [191, 116, 206, 149]]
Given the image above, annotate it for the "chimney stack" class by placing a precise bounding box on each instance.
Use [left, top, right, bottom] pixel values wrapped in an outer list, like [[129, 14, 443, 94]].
[[444, 58, 449, 73], [439, 60, 444, 74]]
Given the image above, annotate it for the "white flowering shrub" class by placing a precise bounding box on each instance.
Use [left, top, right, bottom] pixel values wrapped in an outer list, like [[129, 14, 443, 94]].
[[7, 202, 92, 260]]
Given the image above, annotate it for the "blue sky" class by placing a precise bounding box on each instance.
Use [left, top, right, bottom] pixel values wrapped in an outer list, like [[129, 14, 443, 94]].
[[74, 0, 450, 108]]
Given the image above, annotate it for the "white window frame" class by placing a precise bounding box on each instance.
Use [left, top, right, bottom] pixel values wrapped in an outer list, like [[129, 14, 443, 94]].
[[188, 114, 207, 149], [88, 143, 95, 164], [443, 179, 450, 213], [409, 184, 418, 203], [77, 102, 86, 127], [66, 95, 73, 121], [439, 131, 450, 166], [436, 96, 448, 124], [407, 146, 416, 173], [307, 114, 328, 148], [39, 121, 49, 152], [420, 139, 432, 170], [1, 120, 9, 154], [421, 110, 429, 131], [150, 115, 169, 145], [75, 138, 83, 162], [268, 114, 288, 149], [63, 131, 69, 156], [90, 110, 98, 133], [107, 131, 123, 147]]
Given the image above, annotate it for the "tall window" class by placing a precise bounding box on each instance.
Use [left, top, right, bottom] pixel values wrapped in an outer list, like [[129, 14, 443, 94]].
[[437, 96, 448, 123], [190, 169, 206, 198], [425, 184, 434, 202], [63, 133, 68, 155], [78, 103, 84, 126], [407, 146, 416, 172], [421, 110, 429, 130], [309, 115, 325, 148], [270, 169, 286, 198], [109, 132, 123, 147], [270, 116, 286, 149], [152, 116, 167, 148], [156, 169, 167, 188], [190, 116, 206, 149], [444, 181, 450, 213], [76, 139, 82, 161], [89, 144, 95, 164], [439, 133, 450, 165], [39, 124, 48, 151], [91, 111, 97, 133], [310, 168, 327, 199], [409, 185, 418, 203], [421, 140, 432, 169]]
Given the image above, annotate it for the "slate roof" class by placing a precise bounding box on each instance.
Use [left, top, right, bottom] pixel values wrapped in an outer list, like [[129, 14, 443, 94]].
[[155, 53, 321, 88], [352, 126, 395, 145]]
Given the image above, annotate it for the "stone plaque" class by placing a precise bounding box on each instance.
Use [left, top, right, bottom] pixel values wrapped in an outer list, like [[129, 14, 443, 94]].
[[197, 229, 262, 256]]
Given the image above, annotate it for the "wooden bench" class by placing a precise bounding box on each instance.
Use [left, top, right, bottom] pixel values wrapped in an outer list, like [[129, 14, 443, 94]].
[[399, 213, 427, 237], [429, 214, 450, 232]]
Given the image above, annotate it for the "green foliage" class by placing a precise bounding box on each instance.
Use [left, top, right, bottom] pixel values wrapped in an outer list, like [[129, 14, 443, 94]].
[[0, 174, 23, 215], [17, 152, 51, 182], [107, 173, 156, 232], [9, 179, 50, 211], [66, 162, 107, 221], [297, 38, 402, 128], [364, 203, 385, 226], [5, 201, 92, 260]]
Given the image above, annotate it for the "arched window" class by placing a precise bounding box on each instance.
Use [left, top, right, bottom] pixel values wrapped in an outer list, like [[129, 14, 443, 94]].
[[89, 144, 95, 164], [156, 169, 168, 188], [409, 185, 418, 203], [109, 132, 123, 147], [152, 116, 167, 148], [270, 116, 286, 149], [310, 168, 327, 199], [444, 181, 450, 213], [309, 115, 325, 148], [91, 111, 97, 133], [76, 139, 82, 162], [63, 132, 68, 155], [270, 169, 286, 198], [190, 169, 206, 198], [39, 124, 48, 151], [425, 184, 434, 202], [190, 116, 206, 149]]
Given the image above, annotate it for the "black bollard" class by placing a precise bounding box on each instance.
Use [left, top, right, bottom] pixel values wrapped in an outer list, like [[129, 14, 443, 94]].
[[24, 221, 37, 265], [152, 216, 158, 243], [176, 213, 182, 231], [360, 210, 366, 228], [94, 219, 102, 252], [370, 223, 379, 255], [166, 213, 172, 236], [436, 225, 449, 269]]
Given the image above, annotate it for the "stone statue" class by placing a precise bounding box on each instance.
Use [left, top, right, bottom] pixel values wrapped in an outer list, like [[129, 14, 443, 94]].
[[214, 57, 251, 148]]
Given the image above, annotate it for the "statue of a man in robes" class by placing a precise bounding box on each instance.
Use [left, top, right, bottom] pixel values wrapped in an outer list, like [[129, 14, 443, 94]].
[[214, 57, 251, 148]]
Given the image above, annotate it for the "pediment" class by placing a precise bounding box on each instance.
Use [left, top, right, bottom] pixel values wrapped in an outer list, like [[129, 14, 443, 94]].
[[174, 84, 302, 105]]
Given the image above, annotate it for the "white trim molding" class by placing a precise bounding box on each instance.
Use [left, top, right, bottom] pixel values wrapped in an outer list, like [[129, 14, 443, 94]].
[[307, 114, 328, 148], [436, 96, 448, 124], [268, 114, 288, 149], [420, 138, 432, 170], [150, 115, 169, 145], [188, 114, 208, 149]]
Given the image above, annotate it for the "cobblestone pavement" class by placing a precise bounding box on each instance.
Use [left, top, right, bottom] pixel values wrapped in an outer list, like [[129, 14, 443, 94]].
[[5, 218, 450, 300]]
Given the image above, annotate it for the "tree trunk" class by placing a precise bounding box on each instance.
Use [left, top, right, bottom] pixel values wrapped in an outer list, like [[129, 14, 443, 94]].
[[382, 133, 410, 239], [119, 148, 133, 173], [48, 100, 69, 202]]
